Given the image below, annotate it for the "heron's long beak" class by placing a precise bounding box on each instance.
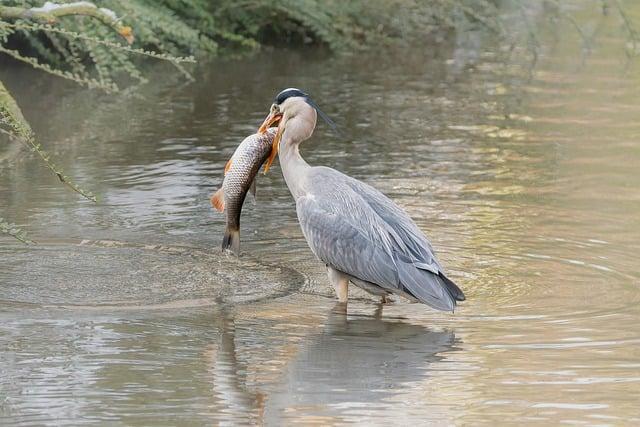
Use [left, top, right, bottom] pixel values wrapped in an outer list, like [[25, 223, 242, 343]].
[[258, 110, 283, 174], [258, 110, 281, 134]]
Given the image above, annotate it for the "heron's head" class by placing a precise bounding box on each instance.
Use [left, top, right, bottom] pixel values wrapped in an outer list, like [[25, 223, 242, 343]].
[[258, 88, 338, 172]]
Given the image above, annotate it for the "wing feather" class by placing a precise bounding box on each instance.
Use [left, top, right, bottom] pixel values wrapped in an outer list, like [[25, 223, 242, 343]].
[[296, 167, 463, 310]]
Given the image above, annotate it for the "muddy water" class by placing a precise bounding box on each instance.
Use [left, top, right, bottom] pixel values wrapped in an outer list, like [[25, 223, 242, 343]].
[[1, 7, 640, 426]]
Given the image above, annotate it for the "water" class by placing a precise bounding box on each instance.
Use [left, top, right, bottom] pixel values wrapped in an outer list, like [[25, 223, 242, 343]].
[[2, 5, 640, 425]]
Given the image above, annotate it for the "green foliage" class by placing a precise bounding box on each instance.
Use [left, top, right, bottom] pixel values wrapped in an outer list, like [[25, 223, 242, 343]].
[[1, 0, 198, 242], [210, 0, 460, 51], [2, 0, 491, 69]]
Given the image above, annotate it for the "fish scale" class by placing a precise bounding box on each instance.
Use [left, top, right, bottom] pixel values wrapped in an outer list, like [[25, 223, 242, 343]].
[[210, 127, 277, 255]]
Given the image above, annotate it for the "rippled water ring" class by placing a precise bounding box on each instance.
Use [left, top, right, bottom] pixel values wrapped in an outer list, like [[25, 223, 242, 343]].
[[0, 239, 305, 309]]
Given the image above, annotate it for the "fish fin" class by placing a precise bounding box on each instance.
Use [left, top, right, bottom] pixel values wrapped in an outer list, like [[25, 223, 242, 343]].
[[249, 179, 257, 202], [222, 227, 240, 255], [224, 159, 233, 175], [210, 188, 225, 212], [263, 125, 282, 174], [262, 151, 275, 174]]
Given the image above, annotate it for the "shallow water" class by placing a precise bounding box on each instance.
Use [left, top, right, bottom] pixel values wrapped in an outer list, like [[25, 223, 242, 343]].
[[1, 5, 640, 425]]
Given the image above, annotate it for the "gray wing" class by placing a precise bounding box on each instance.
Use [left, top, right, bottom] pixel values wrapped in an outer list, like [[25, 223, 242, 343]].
[[297, 167, 464, 311], [341, 170, 441, 272]]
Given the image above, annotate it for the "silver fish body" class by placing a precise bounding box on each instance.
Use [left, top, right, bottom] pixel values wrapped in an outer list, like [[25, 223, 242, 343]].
[[211, 127, 277, 254]]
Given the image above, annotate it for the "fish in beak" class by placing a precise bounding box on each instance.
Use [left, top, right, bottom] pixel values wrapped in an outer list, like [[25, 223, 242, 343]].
[[258, 105, 283, 174]]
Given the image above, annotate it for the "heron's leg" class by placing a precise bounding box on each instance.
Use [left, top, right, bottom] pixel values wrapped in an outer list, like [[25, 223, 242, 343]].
[[373, 302, 383, 319], [327, 266, 349, 303], [330, 301, 348, 316]]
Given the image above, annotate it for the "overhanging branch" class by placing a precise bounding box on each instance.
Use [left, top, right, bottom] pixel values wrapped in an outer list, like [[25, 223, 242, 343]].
[[0, 1, 133, 44]]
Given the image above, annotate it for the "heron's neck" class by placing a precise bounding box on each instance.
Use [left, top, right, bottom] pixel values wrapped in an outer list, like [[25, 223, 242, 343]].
[[279, 134, 310, 199]]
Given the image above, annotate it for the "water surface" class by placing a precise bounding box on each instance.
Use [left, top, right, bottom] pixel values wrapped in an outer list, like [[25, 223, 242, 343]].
[[1, 5, 640, 425]]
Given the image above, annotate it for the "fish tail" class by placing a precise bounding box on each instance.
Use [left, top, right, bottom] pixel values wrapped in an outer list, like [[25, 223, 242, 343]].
[[222, 226, 240, 255]]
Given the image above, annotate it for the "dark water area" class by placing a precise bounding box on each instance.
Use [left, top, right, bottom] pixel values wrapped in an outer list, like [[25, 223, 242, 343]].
[[1, 4, 640, 425]]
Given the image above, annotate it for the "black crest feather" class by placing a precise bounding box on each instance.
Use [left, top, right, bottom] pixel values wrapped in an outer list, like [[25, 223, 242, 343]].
[[274, 88, 341, 136], [275, 88, 307, 105]]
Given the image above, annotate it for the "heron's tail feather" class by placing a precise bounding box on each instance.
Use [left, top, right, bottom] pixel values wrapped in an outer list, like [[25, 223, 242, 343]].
[[222, 227, 240, 255], [439, 273, 465, 301], [397, 262, 456, 312]]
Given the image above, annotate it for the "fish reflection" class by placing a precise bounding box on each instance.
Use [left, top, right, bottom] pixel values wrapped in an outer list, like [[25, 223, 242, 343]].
[[205, 309, 265, 424], [208, 303, 457, 423]]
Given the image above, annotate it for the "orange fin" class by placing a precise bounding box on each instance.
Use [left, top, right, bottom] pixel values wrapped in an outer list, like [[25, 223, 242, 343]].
[[263, 125, 283, 174], [224, 158, 233, 175], [210, 188, 225, 212], [263, 147, 277, 174]]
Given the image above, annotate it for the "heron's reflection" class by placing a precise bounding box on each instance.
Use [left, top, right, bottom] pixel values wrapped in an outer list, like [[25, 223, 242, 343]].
[[264, 303, 456, 422], [207, 302, 457, 423]]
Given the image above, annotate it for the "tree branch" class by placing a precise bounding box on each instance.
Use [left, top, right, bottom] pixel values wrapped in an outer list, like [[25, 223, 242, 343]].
[[0, 216, 33, 244], [0, 2, 133, 44], [1, 79, 97, 202], [0, 78, 32, 139]]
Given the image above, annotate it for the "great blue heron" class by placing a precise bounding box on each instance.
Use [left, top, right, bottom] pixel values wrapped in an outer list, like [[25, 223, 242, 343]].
[[258, 88, 465, 311]]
